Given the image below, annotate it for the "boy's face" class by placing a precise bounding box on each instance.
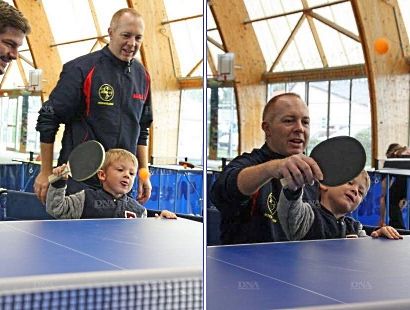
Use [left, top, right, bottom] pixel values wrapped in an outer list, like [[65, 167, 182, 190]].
[[323, 173, 368, 214], [98, 159, 136, 197]]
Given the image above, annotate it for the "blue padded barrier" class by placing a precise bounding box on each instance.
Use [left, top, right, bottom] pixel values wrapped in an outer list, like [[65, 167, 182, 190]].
[[143, 166, 203, 216], [0, 163, 203, 218], [3, 190, 53, 220], [0, 163, 40, 192]]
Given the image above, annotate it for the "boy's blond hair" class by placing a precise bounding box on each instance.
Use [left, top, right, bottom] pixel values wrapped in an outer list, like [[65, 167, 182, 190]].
[[359, 170, 371, 197], [101, 149, 138, 171]]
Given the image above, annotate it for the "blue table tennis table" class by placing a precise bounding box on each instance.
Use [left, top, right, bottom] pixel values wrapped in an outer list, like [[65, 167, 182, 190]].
[[0, 218, 203, 309], [207, 237, 410, 309]]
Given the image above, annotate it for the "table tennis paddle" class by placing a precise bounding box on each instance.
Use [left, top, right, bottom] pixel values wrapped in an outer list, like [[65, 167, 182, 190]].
[[281, 136, 366, 187], [48, 140, 105, 184]]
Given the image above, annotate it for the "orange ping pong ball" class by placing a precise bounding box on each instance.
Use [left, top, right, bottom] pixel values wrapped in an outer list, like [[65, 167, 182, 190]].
[[374, 37, 389, 55], [138, 168, 150, 181]]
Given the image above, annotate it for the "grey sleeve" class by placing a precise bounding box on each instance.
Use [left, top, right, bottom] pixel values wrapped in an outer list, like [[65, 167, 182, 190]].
[[141, 208, 147, 218], [46, 185, 85, 219], [277, 189, 316, 241]]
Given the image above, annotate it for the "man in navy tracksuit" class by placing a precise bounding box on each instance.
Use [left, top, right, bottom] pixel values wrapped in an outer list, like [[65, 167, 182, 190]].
[[210, 93, 322, 245], [35, 8, 152, 205]]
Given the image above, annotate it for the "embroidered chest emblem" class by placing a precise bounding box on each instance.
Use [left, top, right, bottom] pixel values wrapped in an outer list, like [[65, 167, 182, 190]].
[[98, 84, 114, 102], [264, 192, 278, 223]]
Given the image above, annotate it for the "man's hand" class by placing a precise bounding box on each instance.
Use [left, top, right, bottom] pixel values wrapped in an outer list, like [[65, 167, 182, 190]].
[[276, 154, 323, 191], [371, 226, 402, 239], [34, 172, 50, 204], [137, 177, 152, 205], [237, 154, 323, 196]]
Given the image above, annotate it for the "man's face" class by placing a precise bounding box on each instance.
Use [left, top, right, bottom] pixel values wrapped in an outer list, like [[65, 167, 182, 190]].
[[325, 173, 368, 214], [108, 13, 144, 62], [0, 27, 25, 74], [262, 96, 310, 156]]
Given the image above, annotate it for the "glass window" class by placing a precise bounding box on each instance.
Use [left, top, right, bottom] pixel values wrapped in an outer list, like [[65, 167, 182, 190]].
[[398, 0, 410, 41], [163, 0, 203, 78], [329, 80, 351, 137], [307, 81, 329, 152], [242, 0, 364, 72], [42, 0, 97, 44], [177, 89, 203, 165], [168, 18, 203, 77], [267, 78, 371, 166], [207, 87, 238, 160], [351, 78, 371, 167]]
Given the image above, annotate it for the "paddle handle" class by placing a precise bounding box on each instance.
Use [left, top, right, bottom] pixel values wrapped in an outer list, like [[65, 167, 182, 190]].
[[280, 178, 288, 188], [48, 166, 71, 184]]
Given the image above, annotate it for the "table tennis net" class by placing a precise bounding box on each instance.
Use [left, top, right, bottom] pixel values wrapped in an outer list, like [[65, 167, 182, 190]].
[[0, 268, 202, 309]]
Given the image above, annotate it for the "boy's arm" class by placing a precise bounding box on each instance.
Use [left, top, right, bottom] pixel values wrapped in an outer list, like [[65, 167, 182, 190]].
[[46, 180, 85, 219], [277, 188, 315, 240]]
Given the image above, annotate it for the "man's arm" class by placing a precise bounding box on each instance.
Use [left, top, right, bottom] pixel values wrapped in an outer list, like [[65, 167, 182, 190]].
[[34, 142, 54, 204], [34, 63, 84, 203], [277, 188, 315, 240], [238, 154, 323, 195], [136, 144, 151, 204]]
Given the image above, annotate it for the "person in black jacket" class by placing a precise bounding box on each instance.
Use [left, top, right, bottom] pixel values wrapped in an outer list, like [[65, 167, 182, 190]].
[[46, 149, 176, 220], [210, 92, 323, 244], [35, 8, 152, 205], [379, 143, 410, 228], [0, 1, 31, 75]]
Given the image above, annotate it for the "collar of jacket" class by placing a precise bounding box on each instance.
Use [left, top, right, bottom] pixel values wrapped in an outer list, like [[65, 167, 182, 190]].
[[100, 187, 129, 201], [102, 45, 135, 69]]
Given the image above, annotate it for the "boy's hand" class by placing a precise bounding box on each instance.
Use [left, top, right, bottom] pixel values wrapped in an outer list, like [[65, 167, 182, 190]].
[[371, 226, 402, 239], [155, 210, 177, 219], [52, 164, 70, 180]]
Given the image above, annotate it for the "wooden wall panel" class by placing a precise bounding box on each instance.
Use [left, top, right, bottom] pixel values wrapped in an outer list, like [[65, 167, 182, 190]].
[[352, 0, 410, 163], [129, 0, 181, 164], [14, 0, 62, 100], [210, 0, 266, 153]]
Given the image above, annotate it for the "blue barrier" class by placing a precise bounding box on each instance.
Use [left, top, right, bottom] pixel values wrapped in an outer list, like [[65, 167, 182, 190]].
[[0, 163, 40, 192], [0, 163, 203, 217], [143, 166, 203, 216], [351, 171, 382, 226]]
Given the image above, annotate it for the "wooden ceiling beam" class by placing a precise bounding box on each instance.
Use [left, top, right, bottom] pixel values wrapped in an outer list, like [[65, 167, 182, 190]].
[[351, 0, 410, 165], [207, 47, 217, 77], [244, 0, 349, 24], [307, 11, 360, 42], [263, 64, 366, 83], [269, 14, 305, 72], [210, 0, 267, 153], [129, 0, 182, 163], [14, 0, 62, 101], [302, 0, 328, 67]]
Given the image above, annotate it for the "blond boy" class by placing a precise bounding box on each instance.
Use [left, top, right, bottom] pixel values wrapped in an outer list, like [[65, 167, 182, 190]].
[[46, 149, 176, 220], [278, 170, 401, 240]]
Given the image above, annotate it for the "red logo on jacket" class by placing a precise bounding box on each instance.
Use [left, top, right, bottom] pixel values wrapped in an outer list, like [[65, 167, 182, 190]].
[[133, 93, 144, 100]]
